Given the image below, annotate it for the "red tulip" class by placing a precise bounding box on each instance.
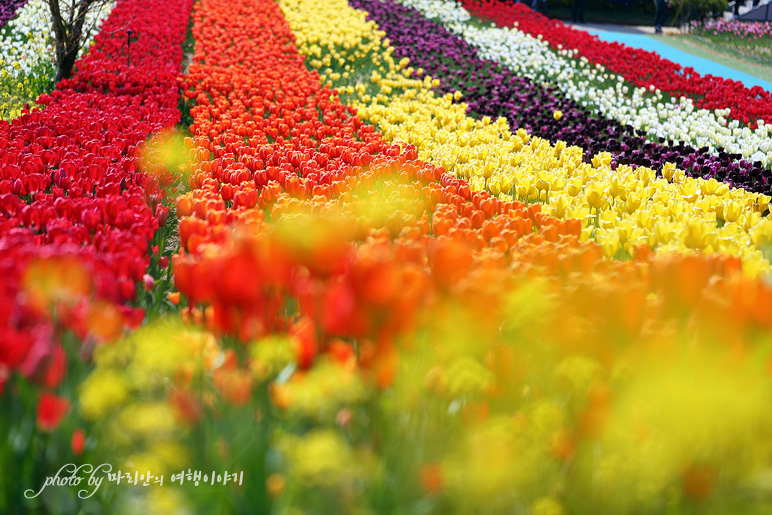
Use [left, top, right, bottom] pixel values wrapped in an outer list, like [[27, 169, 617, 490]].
[[37, 393, 70, 431], [71, 428, 86, 456]]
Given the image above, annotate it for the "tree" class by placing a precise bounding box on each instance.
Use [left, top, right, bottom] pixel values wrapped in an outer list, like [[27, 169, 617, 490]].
[[47, 0, 112, 82], [669, 0, 728, 24]]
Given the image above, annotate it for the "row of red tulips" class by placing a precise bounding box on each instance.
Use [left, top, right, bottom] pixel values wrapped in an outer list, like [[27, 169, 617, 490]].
[[2, 0, 194, 510], [0, 0, 191, 412], [461, 0, 772, 127]]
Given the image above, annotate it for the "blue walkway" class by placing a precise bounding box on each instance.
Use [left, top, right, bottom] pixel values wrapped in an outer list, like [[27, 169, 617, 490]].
[[584, 29, 772, 92]]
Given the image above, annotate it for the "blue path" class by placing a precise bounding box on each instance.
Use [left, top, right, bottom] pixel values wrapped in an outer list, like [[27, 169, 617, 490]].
[[584, 29, 772, 92]]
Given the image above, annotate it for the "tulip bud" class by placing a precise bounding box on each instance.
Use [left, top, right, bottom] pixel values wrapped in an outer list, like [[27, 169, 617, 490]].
[[71, 428, 86, 456], [155, 205, 169, 226], [81, 208, 101, 231], [120, 279, 135, 300], [13, 179, 26, 196], [142, 274, 156, 292], [37, 393, 70, 432]]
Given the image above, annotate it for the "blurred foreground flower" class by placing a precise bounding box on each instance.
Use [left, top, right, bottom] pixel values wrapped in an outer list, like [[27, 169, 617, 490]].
[[36, 392, 70, 431], [142, 129, 196, 191]]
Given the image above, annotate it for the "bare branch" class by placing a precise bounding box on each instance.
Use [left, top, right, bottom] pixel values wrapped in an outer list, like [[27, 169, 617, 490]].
[[75, 1, 113, 53], [67, 0, 76, 27], [47, 0, 114, 81], [47, 0, 66, 42]]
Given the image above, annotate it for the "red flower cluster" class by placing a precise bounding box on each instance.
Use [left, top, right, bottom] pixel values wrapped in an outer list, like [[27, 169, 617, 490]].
[[0, 0, 192, 399], [462, 0, 772, 127]]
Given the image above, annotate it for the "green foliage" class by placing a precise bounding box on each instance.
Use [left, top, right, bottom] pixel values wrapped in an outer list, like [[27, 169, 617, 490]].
[[549, 0, 655, 15], [670, 0, 729, 20], [0, 58, 56, 121]]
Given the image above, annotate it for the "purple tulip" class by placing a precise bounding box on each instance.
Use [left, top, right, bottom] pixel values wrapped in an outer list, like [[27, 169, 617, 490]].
[[0, 0, 29, 28]]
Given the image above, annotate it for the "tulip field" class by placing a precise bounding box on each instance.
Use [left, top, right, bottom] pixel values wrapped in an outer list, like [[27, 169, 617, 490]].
[[4, 0, 772, 513]]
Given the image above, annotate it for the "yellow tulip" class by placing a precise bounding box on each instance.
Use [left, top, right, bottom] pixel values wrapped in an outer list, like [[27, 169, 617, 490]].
[[585, 184, 608, 210]]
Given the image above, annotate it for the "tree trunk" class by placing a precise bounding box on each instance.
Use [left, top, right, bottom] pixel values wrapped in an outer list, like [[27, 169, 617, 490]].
[[47, 0, 97, 82], [55, 46, 80, 82]]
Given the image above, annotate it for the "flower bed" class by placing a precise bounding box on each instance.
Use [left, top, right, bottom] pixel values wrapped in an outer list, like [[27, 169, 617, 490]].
[[281, 0, 772, 273], [1, 0, 191, 510], [688, 19, 772, 62], [461, 0, 772, 128], [361, 0, 772, 184], [72, 0, 772, 513], [5, 0, 772, 513], [391, 0, 772, 169]]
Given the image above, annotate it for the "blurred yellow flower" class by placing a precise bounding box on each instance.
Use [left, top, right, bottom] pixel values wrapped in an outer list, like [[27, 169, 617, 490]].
[[118, 402, 177, 439], [278, 430, 370, 489], [79, 369, 129, 420]]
